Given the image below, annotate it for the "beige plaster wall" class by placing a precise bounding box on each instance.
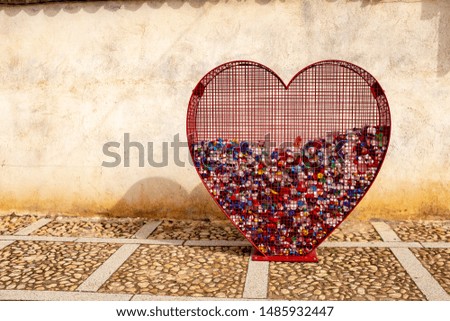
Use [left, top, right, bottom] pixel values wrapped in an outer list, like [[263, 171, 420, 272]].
[[0, 0, 449, 220]]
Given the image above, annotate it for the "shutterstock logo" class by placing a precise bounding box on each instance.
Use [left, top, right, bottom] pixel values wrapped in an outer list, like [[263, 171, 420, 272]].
[[102, 133, 191, 168], [102, 131, 368, 168]]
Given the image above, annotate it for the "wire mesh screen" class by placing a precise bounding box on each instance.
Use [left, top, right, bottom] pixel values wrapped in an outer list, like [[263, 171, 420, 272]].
[[187, 60, 391, 260], [188, 61, 390, 145]]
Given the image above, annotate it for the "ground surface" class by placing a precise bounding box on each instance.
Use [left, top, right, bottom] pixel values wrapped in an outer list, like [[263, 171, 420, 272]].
[[0, 213, 448, 301]]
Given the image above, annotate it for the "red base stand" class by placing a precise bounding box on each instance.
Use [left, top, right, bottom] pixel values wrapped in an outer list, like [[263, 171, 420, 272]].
[[251, 249, 318, 262]]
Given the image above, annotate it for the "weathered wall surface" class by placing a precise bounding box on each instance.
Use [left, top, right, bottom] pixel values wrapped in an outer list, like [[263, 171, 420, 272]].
[[0, 0, 449, 220]]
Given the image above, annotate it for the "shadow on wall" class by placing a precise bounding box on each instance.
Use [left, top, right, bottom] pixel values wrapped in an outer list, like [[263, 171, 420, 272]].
[[1, 0, 448, 75], [0, 0, 279, 15], [109, 176, 224, 220]]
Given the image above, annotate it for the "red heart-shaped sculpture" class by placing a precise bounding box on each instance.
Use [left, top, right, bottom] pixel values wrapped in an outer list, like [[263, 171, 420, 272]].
[[187, 61, 391, 261]]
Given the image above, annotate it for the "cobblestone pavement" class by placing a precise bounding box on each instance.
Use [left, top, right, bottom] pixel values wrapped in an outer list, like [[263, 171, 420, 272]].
[[388, 221, 450, 242], [327, 220, 382, 242], [411, 248, 450, 294], [0, 241, 120, 291], [32, 217, 147, 238], [269, 248, 425, 300], [149, 220, 245, 241], [0, 214, 38, 235], [99, 245, 250, 298], [0, 213, 448, 301]]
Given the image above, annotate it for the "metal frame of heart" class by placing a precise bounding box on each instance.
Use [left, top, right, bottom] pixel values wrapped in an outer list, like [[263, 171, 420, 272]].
[[186, 60, 391, 262]]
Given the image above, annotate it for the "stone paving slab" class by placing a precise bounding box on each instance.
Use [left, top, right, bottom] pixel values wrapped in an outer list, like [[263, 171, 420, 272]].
[[0, 213, 448, 301], [32, 217, 147, 238], [0, 241, 120, 291], [184, 240, 250, 247], [388, 221, 450, 242], [15, 218, 52, 236], [321, 241, 422, 248], [133, 221, 162, 239], [131, 294, 252, 301], [0, 234, 441, 248], [371, 221, 401, 242], [77, 244, 141, 292], [0, 214, 39, 235], [75, 237, 184, 246], [98, 245, 251, 298], [389, 247, 448, 301], [268, 248, 426, 301], [243, 255, 269, 299], [411, 248, 450, 294], [0, 290, 132, 301], [420, 242, 450, 248], [0, 241, 13, 251], [0, 235, 78, 242], [149, 220, 245, 241]]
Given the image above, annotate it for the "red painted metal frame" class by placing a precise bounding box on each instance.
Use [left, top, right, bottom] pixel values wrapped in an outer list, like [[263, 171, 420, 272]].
[[186, 60, 391, 262], [252, 250, 318, 263]]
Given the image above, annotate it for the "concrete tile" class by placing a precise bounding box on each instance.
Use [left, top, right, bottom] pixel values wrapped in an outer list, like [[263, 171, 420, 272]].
[[133, 221, 162, 239], [371, 221, 401, 242], [184, 240, 250, 247], [0, 290, 132, 301], [243, 257, 268, 299]]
